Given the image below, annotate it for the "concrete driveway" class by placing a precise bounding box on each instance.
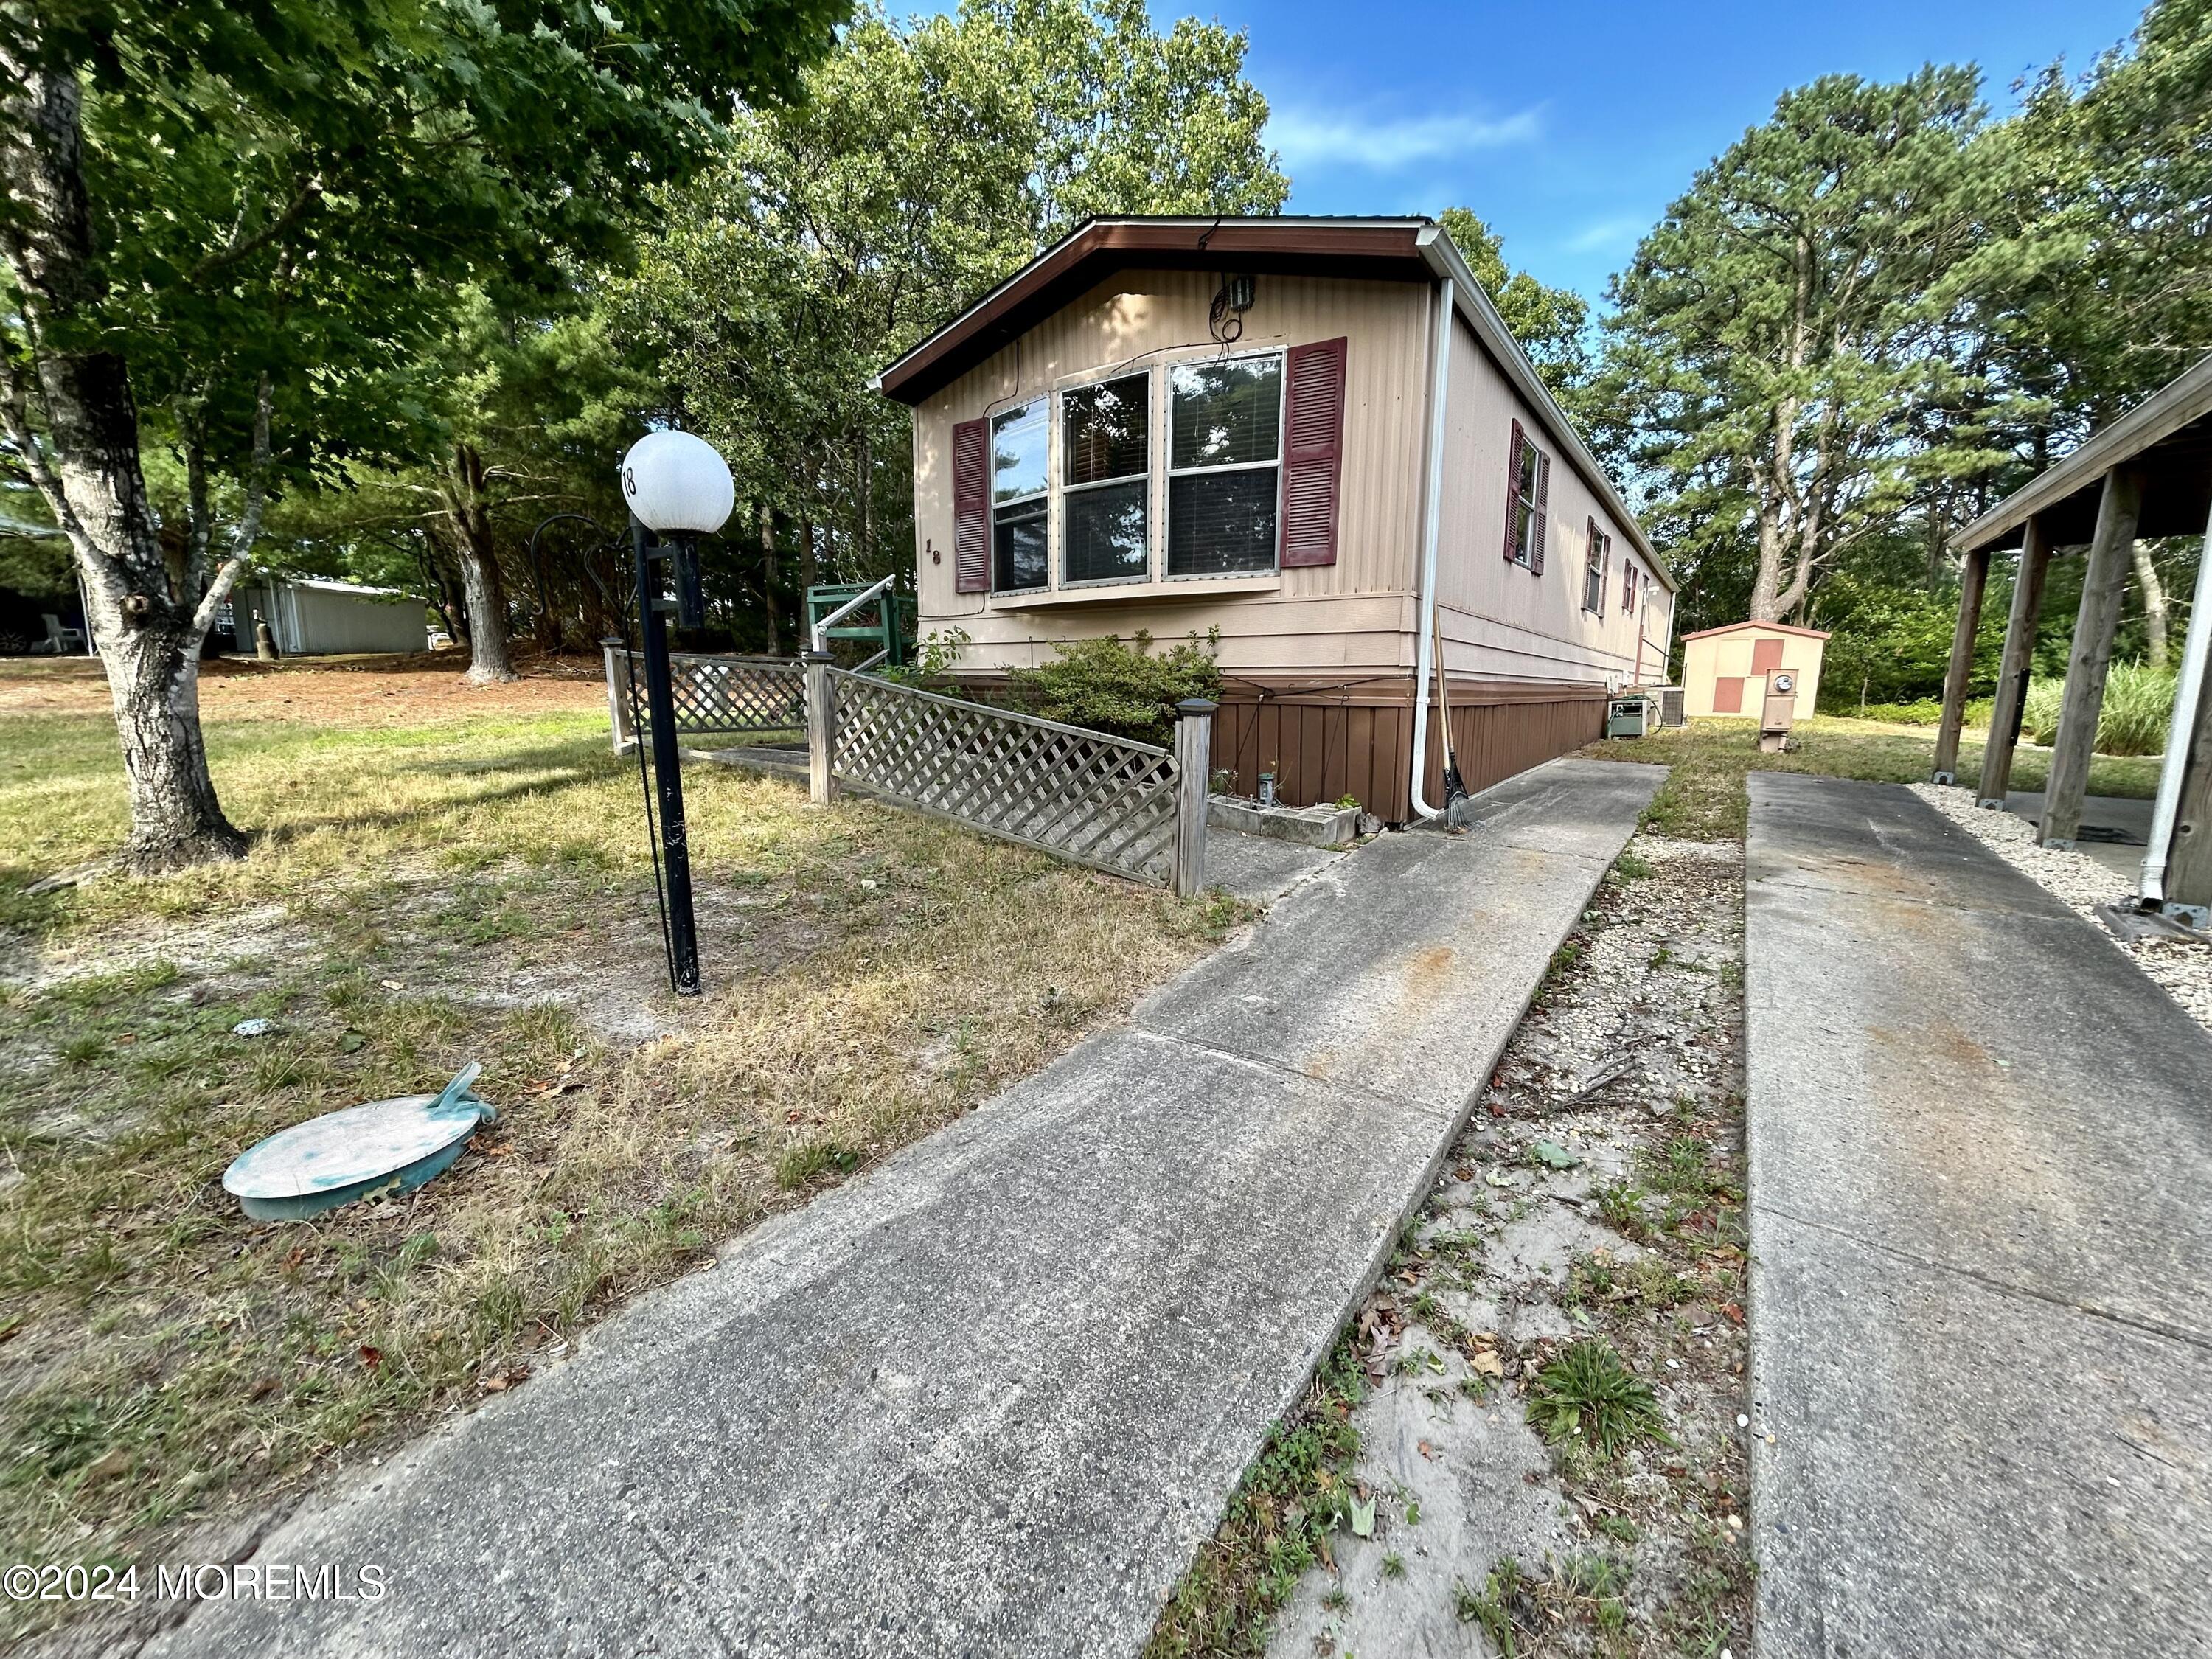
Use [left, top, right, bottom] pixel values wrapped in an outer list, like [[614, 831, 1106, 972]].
[[1744, 774, 2212, 1658]]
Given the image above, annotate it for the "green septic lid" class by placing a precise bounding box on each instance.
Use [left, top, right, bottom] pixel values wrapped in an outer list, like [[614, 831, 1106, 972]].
[[222, 1063, 496, 1221]]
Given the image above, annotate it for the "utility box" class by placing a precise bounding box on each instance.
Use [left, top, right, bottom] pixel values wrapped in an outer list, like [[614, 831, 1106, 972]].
[[1759, 672, 1799, 753], [1607, 695, 1655, 739]]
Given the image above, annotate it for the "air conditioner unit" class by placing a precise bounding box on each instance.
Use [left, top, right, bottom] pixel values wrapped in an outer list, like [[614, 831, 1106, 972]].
[[1658, 686, 1686, 727]]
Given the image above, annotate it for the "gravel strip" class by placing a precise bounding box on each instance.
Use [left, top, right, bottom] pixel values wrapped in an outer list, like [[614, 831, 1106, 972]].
[[1907, 782, 2212, 1036]]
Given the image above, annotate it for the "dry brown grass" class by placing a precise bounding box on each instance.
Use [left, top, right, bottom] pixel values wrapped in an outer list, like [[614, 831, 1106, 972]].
[[0, 661, 1242, 1641]]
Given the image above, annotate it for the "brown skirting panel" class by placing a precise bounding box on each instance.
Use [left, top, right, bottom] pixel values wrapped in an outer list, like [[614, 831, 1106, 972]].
[[1210, 675, 1609, 824]]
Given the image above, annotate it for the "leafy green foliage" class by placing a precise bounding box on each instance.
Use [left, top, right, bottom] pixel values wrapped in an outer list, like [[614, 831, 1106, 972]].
[[1526, 1339, 1669, 1457], [1439, 207, 1590, 396], [2021, 663, 2177, 756], [1595, 68, 2028, 627], [1009, 630, 1222, 745], [616, 0, 1287, 602]]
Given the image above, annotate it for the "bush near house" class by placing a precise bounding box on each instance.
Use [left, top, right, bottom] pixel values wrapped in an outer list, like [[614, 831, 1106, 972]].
[[1007, 630, 1222, 746]]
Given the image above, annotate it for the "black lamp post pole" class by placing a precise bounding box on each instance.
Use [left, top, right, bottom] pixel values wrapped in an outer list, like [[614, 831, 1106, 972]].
[[632, 515, 701, 996]]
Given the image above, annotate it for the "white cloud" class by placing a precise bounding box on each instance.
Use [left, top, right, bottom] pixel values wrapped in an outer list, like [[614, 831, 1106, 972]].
[[1267, 104, 1543, 172], [1562, 215, 1647, 254]]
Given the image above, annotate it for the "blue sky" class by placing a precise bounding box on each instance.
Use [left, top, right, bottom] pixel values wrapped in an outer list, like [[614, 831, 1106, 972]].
[[1203, 0, 2148, 306]]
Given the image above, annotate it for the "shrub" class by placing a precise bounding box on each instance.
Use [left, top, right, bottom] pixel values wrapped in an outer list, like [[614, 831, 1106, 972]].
[[1853, 699, 1944, 726], [2020, 662, 2175, 756], [1008, 629, 1222, 745]]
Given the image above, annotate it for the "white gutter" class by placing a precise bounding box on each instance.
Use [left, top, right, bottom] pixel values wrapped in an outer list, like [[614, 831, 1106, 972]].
[[1408, 276, 1455, 822], [2140, 493, 2212, 905]]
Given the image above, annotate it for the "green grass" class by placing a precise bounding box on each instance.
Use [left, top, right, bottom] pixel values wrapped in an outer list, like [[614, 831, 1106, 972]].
[[1587, 715, 2163, 841], [0, 669, 1242, 1640], [2021, 663, 2177, 757], [1526, 1339, 1669, 1458]]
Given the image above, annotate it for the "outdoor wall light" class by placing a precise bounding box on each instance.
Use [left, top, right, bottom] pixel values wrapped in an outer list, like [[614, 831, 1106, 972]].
[[616, 428, 737, 1000]]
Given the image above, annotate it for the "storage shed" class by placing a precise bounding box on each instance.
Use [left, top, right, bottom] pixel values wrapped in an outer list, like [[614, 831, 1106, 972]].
[[1680, 621, 1827, 720], [872, 215, 1676, 824], [228, 577, 429, 657]]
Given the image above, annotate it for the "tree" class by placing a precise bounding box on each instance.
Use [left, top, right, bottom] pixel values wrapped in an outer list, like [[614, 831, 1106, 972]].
[[1439, 207, 1591, 397], [1593, 69, 2023, 624], [618, 0, 1286, 609], [0, 0, 844, 871], [1986, 0, 2212, 427]]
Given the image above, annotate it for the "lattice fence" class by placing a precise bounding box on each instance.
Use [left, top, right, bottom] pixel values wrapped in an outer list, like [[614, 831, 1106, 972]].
[[829, 669, 1180, 884], [605, 649, 806, 744]]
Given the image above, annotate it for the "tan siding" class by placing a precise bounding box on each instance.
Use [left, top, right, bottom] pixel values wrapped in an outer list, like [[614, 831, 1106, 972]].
[[1432, 313, 1655, 689], [1681, 627, 1827, 718], [911, 270, 1430, 674]]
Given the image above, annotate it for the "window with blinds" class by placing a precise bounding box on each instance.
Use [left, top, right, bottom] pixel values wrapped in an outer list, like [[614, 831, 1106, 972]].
[[1061, 373, 1150, 584], [990, 398, 1048, 591], [1167, 352, 1283, 577]]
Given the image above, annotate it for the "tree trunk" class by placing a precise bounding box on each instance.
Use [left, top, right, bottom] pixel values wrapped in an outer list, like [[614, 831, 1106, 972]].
[[103, 619, 247, 869], [1, 59, 248, 872], [759, 502, 780, 655], [442, 443, 517, 684], [2133, 541, 2170, 670]]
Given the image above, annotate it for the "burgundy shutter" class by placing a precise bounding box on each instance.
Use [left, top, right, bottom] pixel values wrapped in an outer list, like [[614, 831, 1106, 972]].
[[952, 417, 989, 594], [1530, 448, 1550, 575], [1280, 336, 1347, 568], [1503, 420, 1526, 564]]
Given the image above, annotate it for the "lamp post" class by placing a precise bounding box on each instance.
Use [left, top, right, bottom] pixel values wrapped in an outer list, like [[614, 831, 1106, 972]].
[[619, 429, 735, 997]]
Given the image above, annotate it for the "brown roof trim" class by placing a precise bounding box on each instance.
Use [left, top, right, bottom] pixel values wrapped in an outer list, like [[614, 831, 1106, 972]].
[[1680, 620, 1832, 642], [874, 218, 1435, 405]]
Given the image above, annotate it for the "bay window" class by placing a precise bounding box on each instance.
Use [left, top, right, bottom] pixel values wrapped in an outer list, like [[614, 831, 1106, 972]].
[[1061, 373, 1150, 584], [1167, 353, 1282, 577]]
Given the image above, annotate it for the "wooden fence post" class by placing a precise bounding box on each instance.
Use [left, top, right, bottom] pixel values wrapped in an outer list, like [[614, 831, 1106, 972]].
[[1931, 546, 1989, 785], [804, 650, 838, 805], [2042, 466, 2144, 847], [602, 636, 631, 753], [1979, 515, 2055, 809], [1173, 698, 1216, 899]]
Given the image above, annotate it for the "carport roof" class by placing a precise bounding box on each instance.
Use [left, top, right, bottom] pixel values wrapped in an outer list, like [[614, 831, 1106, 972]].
[[1955, 353, 2212, 552]]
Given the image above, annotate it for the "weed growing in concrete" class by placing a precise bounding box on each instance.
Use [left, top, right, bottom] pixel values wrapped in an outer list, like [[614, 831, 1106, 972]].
[[1526, 1340, 1669, 1456]]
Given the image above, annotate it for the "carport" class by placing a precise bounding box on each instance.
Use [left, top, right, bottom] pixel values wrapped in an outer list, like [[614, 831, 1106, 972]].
[[1933, 353, 2212, 924]]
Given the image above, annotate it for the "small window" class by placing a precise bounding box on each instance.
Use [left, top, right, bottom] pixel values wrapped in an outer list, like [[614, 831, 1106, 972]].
[[1621, 560, 1638, 614], [1062, 373, 1150, 584], [991, 399, 1048, 591], [1582, 519, 1611, 615], [1505, 422, 1550, 571], [1169, 354, 1284, 577]]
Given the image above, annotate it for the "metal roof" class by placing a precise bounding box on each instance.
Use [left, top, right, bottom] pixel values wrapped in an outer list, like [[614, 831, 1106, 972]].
[[872, 215, 1672, 590], [1955, 354, 2212, 553]]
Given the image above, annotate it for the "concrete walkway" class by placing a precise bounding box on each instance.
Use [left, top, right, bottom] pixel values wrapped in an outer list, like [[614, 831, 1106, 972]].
[[1745, 774, 2212, 1658], [150, 757, 1662, 1659]]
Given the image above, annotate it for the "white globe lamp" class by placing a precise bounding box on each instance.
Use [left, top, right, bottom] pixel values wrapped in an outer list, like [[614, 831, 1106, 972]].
[[620, 429, 735, 537]]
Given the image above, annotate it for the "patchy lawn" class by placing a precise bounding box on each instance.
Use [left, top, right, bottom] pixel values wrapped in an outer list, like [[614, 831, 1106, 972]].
[[0, 657, 1240, 1644], [1585, 715, 2163, 841]]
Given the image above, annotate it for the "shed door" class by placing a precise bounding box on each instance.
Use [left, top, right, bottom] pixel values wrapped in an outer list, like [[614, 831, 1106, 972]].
[[1713, 675, 1745, 714], [1750, 637, 1784, 674]]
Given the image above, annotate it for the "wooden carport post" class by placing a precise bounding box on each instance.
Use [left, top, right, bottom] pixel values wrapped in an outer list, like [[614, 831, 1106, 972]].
[[2041, 467, 2145, 847], [1930, 546, 1991, 785], [1978, 516, 2055, 810]]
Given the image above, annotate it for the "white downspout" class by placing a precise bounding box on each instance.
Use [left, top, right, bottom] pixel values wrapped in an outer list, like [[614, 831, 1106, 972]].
[[2140, 495, 2212, 905], [1408, 276, 1454, 821]]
